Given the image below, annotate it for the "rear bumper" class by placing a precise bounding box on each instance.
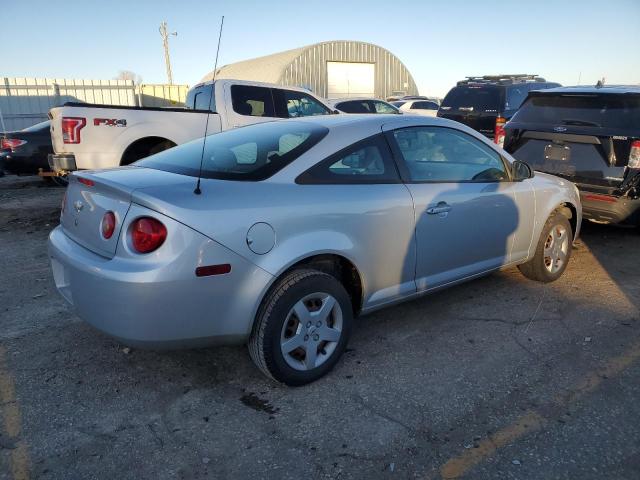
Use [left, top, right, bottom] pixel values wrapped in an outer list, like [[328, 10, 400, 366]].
[[49, 153, 77, 172], [48, 225, 273, 348], [580, 191, 640, 225], [1, 152, 49, 175]]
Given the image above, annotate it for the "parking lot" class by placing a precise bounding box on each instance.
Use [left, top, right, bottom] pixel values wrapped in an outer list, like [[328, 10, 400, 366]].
[[0, 173, 639, 479]]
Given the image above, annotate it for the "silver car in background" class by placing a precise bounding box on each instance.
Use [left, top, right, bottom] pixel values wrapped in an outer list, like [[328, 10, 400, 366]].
[[48, 115, 582, 385]]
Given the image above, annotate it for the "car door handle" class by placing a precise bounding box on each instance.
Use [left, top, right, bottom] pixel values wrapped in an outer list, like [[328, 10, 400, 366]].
[[426, 202, 452, 215]]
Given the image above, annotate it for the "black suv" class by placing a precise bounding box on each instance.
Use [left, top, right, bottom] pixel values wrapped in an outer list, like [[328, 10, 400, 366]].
[[504, 85, 640, 226], [438, 75, 560, 145]]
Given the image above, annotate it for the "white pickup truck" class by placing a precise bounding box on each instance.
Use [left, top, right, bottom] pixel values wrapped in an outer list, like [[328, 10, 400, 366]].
[[48, 79, 335, 174]]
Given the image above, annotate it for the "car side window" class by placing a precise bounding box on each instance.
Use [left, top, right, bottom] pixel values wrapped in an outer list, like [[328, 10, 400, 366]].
[[411, 101, 439, 110], [390, 126, 509, 183], [336, 101, 372, 113], [186, 85, 215, 111], [373, 101, 398, 114], [273, 89, 331, 118], [231, 85, 275, 117], [297, 135, 400, 184]]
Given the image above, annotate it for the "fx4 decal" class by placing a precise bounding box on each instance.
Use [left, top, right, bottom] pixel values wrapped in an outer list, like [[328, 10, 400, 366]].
[[94, 118, 127, 127]]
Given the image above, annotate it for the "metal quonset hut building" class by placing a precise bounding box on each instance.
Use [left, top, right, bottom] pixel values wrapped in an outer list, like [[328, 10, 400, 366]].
[[202, 41, 419, 100]]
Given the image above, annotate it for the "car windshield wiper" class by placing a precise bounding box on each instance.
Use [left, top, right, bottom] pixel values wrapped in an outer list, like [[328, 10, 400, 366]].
[[561, 118, 601, 127]]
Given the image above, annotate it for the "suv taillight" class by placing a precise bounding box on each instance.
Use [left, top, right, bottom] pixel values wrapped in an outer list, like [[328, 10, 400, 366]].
[[494, 117, 506, 148], [131, 217, 167, 253], [629, 140, 640, 169], [0, 138, 27, 151], [61, 117, 86, 144]]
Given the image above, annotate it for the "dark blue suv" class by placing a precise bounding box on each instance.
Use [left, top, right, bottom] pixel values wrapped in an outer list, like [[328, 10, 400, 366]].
[[438, 75, 561, 146]]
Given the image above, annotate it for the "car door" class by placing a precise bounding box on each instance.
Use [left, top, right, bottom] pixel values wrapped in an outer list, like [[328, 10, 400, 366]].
[[272, 88, 333, 118], [384, 123, 533, 291], [296, 133, 417, 308]]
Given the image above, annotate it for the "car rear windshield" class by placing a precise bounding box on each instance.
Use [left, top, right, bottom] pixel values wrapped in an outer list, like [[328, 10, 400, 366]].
[[135, 121, 329, 181], [512, 93, 640, 130], [441, 86, 501, 111]]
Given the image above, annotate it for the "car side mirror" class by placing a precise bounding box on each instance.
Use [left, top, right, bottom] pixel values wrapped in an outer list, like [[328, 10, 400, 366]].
[[512, 160, 533, 181]]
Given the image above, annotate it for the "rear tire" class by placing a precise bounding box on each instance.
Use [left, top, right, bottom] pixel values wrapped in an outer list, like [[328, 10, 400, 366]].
[[518, 212, 572, 282], [249, 269, 352, 386]]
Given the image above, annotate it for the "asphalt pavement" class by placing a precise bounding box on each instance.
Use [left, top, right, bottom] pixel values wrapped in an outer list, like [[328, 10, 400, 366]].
[[1, 175, 638, 479]]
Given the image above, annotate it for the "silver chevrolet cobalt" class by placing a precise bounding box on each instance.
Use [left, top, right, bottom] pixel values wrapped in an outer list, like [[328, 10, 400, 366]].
[[49, 115, 581, 385]]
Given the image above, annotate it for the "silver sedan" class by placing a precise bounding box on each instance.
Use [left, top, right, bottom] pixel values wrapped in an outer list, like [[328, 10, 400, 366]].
[[48, 115, 582, 385]]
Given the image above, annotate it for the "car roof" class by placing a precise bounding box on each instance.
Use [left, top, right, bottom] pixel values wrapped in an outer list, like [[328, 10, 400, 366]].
[[293, 113, 396, 128], [529, 85, 640, 96]]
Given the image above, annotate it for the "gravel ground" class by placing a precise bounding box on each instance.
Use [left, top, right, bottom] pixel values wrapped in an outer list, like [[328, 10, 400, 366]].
[[0, 174, 639, 480]]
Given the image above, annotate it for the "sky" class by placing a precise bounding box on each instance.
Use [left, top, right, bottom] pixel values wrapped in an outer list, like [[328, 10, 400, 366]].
[[2, 0, 639, 98]]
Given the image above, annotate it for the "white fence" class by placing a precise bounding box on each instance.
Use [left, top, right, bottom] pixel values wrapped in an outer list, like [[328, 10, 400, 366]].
[[0, 78, 189, 131]]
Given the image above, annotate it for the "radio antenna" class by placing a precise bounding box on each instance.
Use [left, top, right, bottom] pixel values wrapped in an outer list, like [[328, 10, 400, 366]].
[[194, 15, 224, 195]]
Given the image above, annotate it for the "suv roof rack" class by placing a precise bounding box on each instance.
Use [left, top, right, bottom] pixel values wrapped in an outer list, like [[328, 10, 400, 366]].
[[457, 74, 546, 86]]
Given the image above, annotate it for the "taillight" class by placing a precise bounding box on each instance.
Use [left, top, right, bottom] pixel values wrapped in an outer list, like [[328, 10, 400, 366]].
[[0, 138, 27, 151], [494, 116, 506, 148], [101, 212, 116, 239], [629, 140, 640, 169], [77, 177, 94, 187], [61, 117, 86, 144], [131, 217, 167, 253]]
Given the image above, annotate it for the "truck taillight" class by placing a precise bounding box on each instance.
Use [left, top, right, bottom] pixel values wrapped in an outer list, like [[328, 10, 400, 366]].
[[0, 138, 27, 151], [131, 217, 167, 254], [61, 117, 86, 144], [629, 140, 640, 169], [494, 117, 506, 148]]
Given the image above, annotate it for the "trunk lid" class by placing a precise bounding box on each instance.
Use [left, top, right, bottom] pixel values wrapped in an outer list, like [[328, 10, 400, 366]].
[[504, 91, 640, 191], [505, 126, 633, 190], [61, 167, 195, 258]]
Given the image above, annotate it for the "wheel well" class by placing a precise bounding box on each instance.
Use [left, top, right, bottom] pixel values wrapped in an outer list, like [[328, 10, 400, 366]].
[[282, 254, 364, 316], [120, 136, 176, 165], [556, 203, 578, 239]]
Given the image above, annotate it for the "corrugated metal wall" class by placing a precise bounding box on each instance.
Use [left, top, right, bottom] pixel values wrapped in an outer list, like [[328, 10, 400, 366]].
[[279, 41, 418, 99], [0, 78, 189, 131]]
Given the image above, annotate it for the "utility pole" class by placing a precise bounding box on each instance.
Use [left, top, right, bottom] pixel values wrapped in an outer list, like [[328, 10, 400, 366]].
[[159, 21, 177, 85]]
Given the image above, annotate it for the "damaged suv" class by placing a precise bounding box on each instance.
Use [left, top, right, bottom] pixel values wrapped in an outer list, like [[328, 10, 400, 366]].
[[504, 86, 640, 226]]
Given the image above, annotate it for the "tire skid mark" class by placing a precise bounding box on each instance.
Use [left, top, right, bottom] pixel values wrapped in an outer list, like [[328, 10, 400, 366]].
[[0, 346, 30, 480]]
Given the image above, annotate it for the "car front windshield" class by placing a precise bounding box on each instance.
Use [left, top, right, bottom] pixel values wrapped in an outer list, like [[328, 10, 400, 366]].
[[135, 120, 329, 181]]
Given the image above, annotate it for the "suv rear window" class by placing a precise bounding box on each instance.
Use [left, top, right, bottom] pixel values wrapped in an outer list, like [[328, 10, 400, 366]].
[[441, 86, 501, 111], [136, 121, 328, 181], [512, 94, 640, 130]]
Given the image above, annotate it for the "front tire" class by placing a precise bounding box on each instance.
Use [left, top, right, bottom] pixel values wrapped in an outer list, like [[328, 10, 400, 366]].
[[249, 269, 352, 386], [518, 212, 573, 282]]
